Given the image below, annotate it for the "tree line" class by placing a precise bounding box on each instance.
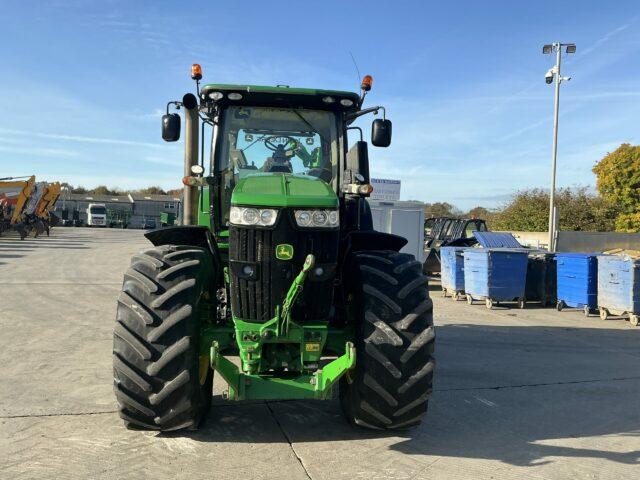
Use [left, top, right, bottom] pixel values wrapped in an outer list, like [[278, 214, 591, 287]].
[[63, 184, 183, 197], [424, 143, 639, 233]]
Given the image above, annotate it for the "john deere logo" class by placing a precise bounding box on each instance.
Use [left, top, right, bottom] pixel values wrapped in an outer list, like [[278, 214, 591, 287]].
[[276, 244, 294, 260]]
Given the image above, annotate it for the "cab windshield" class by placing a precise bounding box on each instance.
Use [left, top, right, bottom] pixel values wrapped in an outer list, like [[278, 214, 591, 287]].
[[215, 106, 339, 225], [90, 206, 106, 215]]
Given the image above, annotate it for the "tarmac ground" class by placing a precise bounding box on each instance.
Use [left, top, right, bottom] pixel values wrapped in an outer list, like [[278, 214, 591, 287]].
[[1, 227, 639, 479]]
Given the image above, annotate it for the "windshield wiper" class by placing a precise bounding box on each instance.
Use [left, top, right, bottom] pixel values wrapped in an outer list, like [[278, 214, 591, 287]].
[[291, 110, 329, 149], [241, 134, 268, 153]]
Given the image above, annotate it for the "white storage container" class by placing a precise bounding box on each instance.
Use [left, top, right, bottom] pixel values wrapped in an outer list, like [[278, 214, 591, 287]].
[[369, 200, 425, 262]]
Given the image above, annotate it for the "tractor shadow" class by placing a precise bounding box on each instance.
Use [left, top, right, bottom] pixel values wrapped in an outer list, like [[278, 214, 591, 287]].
[[166, 323, 640, 469]]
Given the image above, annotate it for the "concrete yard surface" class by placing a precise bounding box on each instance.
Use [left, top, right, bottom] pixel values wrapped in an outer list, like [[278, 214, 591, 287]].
[[1, 227, 639, 479]]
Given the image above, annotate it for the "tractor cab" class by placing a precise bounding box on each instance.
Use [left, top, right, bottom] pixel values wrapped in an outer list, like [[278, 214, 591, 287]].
[[203, 94, 347, 229], [162, 79, 391, 233]]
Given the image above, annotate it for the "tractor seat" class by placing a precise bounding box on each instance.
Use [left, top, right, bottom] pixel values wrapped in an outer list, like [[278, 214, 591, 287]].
[[261, 157, 292, 173]]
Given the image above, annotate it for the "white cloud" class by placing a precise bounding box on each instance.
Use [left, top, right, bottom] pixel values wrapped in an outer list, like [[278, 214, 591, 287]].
[[0, 144, 79, 158], [0, 127, 163, 149], [579, 18, 637, 57]]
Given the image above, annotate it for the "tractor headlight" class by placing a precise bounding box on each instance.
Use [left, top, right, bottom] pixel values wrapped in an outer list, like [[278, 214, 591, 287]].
[[296, 211, 312, 227], [230, 206, 278, 227], [294, 209, 339, 228], [312, 210, 327, 225]]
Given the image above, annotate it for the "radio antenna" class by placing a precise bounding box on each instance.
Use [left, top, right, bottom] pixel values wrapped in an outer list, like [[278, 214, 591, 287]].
[[349, 51, 361, 87]]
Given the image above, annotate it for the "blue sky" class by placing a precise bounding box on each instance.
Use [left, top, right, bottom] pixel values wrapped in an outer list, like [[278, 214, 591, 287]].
[[0, 0, 638, 210]]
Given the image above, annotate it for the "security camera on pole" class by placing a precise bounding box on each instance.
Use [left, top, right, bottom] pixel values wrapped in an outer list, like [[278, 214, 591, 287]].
[[542, 42, 575, 252]]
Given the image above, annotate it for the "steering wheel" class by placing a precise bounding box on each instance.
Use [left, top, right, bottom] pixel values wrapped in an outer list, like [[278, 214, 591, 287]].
[[264, 136, 298, 154]]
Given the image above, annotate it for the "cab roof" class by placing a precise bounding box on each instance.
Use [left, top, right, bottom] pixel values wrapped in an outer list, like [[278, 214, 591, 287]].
[[200, 84, 360, 113]]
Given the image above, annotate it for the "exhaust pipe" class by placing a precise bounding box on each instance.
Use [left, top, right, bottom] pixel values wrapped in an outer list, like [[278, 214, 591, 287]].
[[182, 93, 199, 226]]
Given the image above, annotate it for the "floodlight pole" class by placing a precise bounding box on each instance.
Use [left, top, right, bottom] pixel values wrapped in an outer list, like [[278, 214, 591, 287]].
[[548, 43, 562, 252]]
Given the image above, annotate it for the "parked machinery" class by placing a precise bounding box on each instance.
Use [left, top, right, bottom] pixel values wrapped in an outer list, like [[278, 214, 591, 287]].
[[86, 203, 108, 227], [20, 183, 46, 237], [22, 181, 62, 237], [107, 208, 131, 229], [112, 67, 435, 431], [159, 211, 176, 227], [34, 182, 61, 235], [0, 175, 36, 239], [423, 217, 488, 274]]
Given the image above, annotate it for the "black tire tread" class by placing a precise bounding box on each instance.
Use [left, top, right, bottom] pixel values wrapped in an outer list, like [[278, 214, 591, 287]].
[[340, 250, 435, 430], [117, 291, 154, 326], [113, 245, 214, 431]]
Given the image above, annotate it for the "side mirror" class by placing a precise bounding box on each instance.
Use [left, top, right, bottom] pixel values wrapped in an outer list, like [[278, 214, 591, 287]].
[[371, 118, 392, 147], [162, 113, 181, 142]]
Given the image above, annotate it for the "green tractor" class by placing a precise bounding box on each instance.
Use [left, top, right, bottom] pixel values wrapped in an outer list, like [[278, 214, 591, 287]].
[[113, 66, 435, 431]]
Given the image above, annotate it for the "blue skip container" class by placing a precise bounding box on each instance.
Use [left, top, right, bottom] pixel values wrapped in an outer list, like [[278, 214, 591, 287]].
[[463, 248, 529, 309], [555, 253, 598, 316], [440, 246, 466, 299], [597, 254, 640, 326]]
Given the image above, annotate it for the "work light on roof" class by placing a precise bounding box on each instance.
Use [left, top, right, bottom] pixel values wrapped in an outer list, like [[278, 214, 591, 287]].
[[208, 91, 224, 100], [340, 98, 354, 107], [191, 63, 203, 81], [227, 93, 243, 100], [361, 75, 373, 91], [322, 96, 335, 104]]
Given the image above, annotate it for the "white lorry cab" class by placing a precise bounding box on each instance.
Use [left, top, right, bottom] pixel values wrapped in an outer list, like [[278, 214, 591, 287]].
[[86, 203, 107, 227]]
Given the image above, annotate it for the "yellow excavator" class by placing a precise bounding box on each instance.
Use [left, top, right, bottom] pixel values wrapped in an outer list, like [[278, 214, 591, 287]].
[[32, 182, 62, 236], [0, 175, 36, 239]]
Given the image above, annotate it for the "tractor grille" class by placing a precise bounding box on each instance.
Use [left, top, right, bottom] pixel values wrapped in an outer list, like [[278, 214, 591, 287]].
[[229, 210, 338, 322]]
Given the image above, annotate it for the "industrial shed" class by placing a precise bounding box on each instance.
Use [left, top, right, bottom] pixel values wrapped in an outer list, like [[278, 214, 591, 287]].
[[53, 192, 181, 228], [54, 194, 133, 225], [128, 193, 181, 228]]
